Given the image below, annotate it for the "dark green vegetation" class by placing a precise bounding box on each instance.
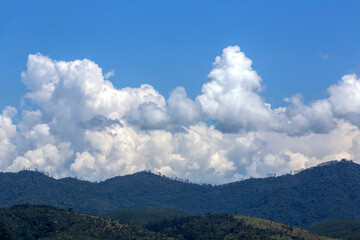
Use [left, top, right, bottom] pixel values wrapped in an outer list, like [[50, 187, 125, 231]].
[[0, 204, 173, 240], [0, 205, 332, 240], [308, 220, 360, 239], [1, 160, 360, 226], [103, 207, 190, 225], [236, 216, 334, 240], [146, 213, 333, 240]]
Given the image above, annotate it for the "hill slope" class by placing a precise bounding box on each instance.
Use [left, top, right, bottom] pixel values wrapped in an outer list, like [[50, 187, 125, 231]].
[[103, 207, 190, 225], [236, 216, 334, 240], [147, 213, 334, 240], [1, 160, 360, 226], [0, 205, 333, 240], [0, 204, 172, 240], [308, 220, 360, 239], [215, 160, 360, 226]]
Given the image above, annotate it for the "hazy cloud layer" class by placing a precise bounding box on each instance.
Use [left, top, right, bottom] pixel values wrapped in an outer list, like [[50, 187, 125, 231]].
[[1, 46, 360, 183]]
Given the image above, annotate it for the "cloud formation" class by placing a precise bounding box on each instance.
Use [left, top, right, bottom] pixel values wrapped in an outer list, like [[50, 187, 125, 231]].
[[1, 46, 360, 183], [197, 46, 272, 132]]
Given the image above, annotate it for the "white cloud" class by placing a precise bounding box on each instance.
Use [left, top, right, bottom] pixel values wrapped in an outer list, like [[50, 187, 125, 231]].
[[7, 142, 73, 178], [70, 151, 97, 177], [195, 46, 338, 136], [104, 70, 115, 79], [274, 95, 337, 136], [1, 47, 360, 184], [167, 87, 202, 127], [0, 107, 18, 169], [197, 46, 273, 132], [328, 74, 360, 127]]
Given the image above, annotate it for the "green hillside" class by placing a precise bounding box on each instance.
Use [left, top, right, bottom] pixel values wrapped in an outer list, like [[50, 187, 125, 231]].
[[147, 213, 334, 240], [1, 160, 360, 226], [307, 220, 360, 239], [0, 204, 173, 240], [214, 159, 360, 226], [103, 207, 190, 225], [236, 216, 335, 240], [0, 205, 334, 240]]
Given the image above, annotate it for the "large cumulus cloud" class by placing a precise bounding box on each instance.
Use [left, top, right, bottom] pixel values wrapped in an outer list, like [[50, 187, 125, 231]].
[[1, 46, 360, 183], [197, 46, 273, 132]]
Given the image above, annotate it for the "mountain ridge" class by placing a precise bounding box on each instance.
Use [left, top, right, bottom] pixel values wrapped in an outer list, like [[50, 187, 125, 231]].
[[1, 159, 359, 226]]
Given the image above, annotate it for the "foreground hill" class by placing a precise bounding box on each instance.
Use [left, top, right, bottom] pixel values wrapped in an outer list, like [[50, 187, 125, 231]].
[[236, 216, 335, 240], [0, 204, 171, 240], [103, 207, 190, 225], [0, 205, 332, 240], [1, 159, 360, 226], [146, 213, 333, 240], [307, 220, 360, 239]]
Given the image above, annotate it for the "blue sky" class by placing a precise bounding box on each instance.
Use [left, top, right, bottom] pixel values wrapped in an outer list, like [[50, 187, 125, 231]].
[[1, 1, 360, 183], [1, 0, 360, 110]]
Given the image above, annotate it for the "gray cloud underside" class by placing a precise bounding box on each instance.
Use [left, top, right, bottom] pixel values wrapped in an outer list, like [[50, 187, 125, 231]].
[[1, 46, 360, 183]]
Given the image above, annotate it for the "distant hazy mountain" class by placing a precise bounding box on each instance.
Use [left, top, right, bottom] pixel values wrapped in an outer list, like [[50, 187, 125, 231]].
[[1, 159, 359, 226]]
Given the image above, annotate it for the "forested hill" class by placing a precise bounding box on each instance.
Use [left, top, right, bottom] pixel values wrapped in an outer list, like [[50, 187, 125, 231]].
[[0, 204, 332, 240], [1, 159, 360, 226], [0, 204, 170, 240]]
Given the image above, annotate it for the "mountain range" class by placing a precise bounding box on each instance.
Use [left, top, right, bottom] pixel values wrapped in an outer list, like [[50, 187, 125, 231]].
[[1, 159, 359, 226]]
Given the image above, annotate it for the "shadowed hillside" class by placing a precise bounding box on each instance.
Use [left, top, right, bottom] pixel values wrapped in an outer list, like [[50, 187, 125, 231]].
[[308, 220, 360, 239], [103, 207, 190, 225], [146, 213, 334, 240], [0, 205, 333, 240], [236, 216, 334, 240], [214, 159, 360, 226], [1, 160, 360, 226], [0, 204, 172, 240]]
